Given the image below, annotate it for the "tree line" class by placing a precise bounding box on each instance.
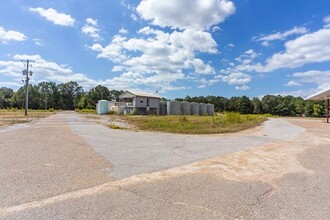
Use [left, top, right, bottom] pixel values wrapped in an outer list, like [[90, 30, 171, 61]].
[[175, 95, 325, 117], [0, 81, 326, 117], [0, 81, 123, 110]]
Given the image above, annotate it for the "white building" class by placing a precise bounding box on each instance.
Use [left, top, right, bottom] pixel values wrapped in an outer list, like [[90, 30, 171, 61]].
[[119, 90, 161, 115]]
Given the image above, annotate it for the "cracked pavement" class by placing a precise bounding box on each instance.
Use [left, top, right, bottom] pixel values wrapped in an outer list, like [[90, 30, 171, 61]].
[[1, 112, 330, 219]]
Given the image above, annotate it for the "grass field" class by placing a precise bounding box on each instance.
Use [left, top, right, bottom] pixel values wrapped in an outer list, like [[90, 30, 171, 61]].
[[0, 109, 55, 127], [120, 112, 268, 134]]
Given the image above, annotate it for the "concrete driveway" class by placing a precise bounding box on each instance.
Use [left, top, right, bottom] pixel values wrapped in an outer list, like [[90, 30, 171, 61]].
[[67, 113, 304, 178], [1, 112, 329, 219]]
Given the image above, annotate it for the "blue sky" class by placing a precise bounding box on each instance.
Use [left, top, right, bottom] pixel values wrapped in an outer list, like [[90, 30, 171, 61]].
[[0, 0, 330, 99]]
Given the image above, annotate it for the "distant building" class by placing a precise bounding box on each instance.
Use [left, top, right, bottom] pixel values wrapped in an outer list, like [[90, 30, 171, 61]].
[[305, 88, 330, 123], [119, 90, 160, 115]]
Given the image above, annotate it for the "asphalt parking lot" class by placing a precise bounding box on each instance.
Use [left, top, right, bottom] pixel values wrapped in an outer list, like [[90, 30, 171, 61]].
[[1, 112, 329, 219]]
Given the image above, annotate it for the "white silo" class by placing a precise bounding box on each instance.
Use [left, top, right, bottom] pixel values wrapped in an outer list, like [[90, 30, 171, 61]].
[[180, 101, 191, 115], [190, 102, 200, 115], [159, 101, 167, 115], [167, 101, 180, 115], [207, 104, 215, 116], [199, 103, 207, 116]]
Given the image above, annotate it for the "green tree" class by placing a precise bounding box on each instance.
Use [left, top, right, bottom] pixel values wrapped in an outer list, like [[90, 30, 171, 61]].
[[252, 97, 263, 114], [237, 96, 253, 114], [58, 81, 83, 110], [11, 86, 25, 109], [88, 85, 110, 105], [38, 81, 59, 110], [262, 95, 280, 115], [0, 87, 14, 108], [109, 89, 124, 101]]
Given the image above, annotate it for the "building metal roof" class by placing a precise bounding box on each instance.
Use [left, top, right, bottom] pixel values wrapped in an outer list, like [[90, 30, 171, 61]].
[[119, 90, 161, 99], [305, 87, 330, 100]]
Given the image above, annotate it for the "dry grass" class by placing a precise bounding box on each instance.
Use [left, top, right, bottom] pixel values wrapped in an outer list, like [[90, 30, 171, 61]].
[[0, 109, 55, 127], [120, 113, 268, 134]]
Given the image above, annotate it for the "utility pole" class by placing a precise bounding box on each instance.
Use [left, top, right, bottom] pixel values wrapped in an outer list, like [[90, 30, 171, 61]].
[[21, 60, 34, 116]]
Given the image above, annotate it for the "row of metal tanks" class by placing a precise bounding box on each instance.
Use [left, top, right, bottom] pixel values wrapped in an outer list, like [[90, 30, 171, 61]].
[[160, 101, 214, 116]]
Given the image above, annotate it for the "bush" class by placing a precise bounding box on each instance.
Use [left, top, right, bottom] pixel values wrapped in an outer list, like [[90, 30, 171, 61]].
[[222, 112, 243, 124]]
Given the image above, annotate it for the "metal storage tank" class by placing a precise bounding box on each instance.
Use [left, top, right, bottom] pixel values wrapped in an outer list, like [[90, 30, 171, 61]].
[[190, 102, 199, 115], [167, 101, 180, 115], [97, 100, 109, 114], [199, 103, 207, 116], [207, 104, 215, 116], [159, 101, 167, 115], [180, 101, 191, 115]]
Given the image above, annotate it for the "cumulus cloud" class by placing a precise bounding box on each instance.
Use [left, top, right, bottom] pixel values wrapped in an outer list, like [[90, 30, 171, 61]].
[[136, 0, 235, 30], [227, 25, 330, 74], [259, 28, 330, 72], [0, 26, 27, 43], [87, 1, 238, 91], [217, 72, 252, 86], [253, 26, 308, 46], [82, 18, 100, 40], [29, 7, 75, 27], [291, 70, 330, 86], [89, 26, 219, 91], [0, 54, 104, 89]]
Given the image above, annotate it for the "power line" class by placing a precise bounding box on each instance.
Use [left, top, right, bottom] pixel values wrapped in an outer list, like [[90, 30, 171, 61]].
[[21, 60, 34, 116]]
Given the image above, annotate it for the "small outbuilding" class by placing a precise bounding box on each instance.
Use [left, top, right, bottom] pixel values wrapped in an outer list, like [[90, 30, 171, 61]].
[[305, 88, 330, 123], [119, 90, 160, 115]]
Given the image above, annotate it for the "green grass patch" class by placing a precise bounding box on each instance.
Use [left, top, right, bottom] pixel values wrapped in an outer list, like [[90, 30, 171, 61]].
[[121, 112, 268, 134], [75, 109, 96, 114]]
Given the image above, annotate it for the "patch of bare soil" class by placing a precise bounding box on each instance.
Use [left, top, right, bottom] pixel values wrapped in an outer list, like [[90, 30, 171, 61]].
[[84, 114, 135, 129]]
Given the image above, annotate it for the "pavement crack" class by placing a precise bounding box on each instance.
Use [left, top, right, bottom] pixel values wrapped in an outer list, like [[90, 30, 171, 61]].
[[234, 184, 273, 219], [170, 137, 197, 160]]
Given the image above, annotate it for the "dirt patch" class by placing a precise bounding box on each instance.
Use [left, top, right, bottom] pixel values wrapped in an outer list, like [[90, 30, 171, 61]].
[[84, 114, 135, 129]]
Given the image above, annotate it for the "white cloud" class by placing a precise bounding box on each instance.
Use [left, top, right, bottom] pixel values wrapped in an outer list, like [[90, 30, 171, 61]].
[[89, 26, 219, 91], [32, 38, 43, 46], [226, 26, 330, 74], [227, 43, 235, 47], [254, 26, 308, 46], [216, 72, 252, 85], [285, 81, 301, 87], [324, 15, 330, 28], [29, 7, 75, 27], [235, 85, 249, 91], [88, 1, 238, 91], [89, 35, 128, 63], [136, 0, 235, 30], [119, 27, 128, 34], [0, 54, 103, 89], [0, 81, 22, 88], [0, 26, 27, 43], [82, 18, 100, 40], [292, 70, 330, 86], [211, 26, 222, 32], [259, 28, 330, 72]]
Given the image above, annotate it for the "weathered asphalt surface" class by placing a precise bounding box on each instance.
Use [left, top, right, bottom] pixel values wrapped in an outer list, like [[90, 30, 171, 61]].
[[68, 114, 304, 178], [0, 112, 329, 219]]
